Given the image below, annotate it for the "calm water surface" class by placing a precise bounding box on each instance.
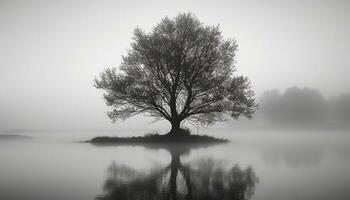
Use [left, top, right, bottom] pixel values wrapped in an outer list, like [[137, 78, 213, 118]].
[[0, 130, 350, 200]]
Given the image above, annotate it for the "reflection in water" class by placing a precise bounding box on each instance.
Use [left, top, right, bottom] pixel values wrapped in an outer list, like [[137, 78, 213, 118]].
[[96, 145, 258, 200]]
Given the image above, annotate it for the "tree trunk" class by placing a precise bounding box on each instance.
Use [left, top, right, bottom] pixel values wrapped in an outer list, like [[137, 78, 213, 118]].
[[168, 119, 181, 135]]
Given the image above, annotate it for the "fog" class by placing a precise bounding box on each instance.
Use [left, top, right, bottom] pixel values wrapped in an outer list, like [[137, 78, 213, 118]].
[[1, 0, 350, 132], [255, 87, 350, 128]]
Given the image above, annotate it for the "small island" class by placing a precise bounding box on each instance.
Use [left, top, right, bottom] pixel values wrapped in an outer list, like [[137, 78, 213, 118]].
[[88, 131, 228, 144], [0, 134, 32, 140]]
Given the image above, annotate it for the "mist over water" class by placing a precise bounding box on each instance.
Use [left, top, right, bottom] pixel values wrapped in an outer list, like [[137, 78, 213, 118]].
[[1, 130, 350, 200]]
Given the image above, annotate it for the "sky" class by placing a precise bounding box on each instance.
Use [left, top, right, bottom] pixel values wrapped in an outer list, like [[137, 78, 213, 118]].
[[0, 0, 349, 131]]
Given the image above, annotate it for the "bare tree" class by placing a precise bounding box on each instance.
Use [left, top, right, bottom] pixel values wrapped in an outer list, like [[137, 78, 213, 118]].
[[94, 13, 257, 135]]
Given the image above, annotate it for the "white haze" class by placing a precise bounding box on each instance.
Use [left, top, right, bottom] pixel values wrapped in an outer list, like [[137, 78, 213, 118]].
[[0, 0, 349, 131]]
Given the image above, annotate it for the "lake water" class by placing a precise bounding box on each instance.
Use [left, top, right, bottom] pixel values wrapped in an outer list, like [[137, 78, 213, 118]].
[[0, 130, 350, 200]]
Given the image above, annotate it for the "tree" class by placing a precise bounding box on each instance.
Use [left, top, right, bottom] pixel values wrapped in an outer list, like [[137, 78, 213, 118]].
[[329, 93, 350, 125], [258, 87, 327, 126], [94, 13, 257, 135]]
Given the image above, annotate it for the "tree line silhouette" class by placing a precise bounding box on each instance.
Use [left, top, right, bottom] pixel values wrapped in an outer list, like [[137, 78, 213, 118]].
[[257, 86, 350, 128]]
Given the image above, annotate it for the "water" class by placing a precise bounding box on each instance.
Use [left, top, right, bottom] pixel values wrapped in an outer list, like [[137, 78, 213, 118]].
[[0, 130, 350, 200]]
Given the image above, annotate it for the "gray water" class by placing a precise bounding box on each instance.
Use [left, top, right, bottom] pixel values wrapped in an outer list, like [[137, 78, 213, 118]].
[[0, 130, 350, 200]]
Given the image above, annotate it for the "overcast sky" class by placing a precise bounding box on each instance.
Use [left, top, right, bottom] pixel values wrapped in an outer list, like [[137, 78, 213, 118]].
[[0, 0, 349, 131]]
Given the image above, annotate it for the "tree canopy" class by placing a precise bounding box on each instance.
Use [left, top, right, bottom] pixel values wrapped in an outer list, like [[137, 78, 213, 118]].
[[95, 13, 257, 134]]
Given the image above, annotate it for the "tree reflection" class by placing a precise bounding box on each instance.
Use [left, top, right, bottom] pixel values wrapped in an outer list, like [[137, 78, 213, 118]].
[[96, 148, 258, 200]]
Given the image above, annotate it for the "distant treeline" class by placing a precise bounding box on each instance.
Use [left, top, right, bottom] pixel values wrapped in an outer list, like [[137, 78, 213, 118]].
[[256, 87, 350, 128]]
